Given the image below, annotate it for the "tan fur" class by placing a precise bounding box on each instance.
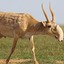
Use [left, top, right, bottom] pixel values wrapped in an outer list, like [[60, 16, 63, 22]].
[[0, 4, 63, 64], [0, 12, 38, 37]]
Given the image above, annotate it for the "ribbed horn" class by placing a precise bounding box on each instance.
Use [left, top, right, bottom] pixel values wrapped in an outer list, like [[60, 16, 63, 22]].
[[41, 4, 50, 22], [49, 3, 55, 22]]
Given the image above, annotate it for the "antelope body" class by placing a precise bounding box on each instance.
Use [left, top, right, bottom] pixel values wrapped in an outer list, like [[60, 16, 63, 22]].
[[0, 4, 63, 64], [0, 12, 38, 38]]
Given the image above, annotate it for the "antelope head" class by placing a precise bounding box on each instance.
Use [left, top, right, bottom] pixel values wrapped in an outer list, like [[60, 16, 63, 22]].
[[41, 4, 63, 42]]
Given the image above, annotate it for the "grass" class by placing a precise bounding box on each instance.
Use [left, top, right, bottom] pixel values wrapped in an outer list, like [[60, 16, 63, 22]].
[[0, 27, 64, 64]]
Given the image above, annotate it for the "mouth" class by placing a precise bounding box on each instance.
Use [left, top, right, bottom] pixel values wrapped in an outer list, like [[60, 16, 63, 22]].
[[55, 36, 63, 42], [58, 39, 63, 42]]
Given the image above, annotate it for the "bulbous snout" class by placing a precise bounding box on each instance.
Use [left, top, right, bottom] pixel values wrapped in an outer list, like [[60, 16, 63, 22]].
[[56, 25, 64, 42]]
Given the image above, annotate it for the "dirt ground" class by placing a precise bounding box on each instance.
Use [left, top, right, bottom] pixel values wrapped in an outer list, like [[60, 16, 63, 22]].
[[0, 59, 32, 64], [0, 59, 64, 64]]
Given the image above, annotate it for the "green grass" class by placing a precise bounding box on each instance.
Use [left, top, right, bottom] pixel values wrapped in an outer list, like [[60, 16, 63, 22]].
[[0, 27, 64, 64]]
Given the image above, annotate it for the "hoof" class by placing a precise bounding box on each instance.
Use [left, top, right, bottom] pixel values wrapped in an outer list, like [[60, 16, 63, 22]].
[[6, 59, 9, 64]]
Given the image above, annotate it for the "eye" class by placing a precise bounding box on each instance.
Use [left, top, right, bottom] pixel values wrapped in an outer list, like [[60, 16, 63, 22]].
[[47, 25, 51, 28]]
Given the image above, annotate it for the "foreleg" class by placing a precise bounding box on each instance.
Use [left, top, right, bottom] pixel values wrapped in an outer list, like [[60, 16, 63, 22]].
[[6, 36, 18, 64], [30, 36, 39, 64]]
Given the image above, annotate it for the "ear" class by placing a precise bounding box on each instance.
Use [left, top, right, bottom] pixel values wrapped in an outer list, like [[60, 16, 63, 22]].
[[41, 22, 46, 27]]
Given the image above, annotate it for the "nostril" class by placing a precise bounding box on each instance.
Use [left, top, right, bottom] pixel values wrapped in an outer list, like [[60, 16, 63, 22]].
[[61, 40, 63, 42], [59, 39, 63, 42], [59, 40, 63, 42]]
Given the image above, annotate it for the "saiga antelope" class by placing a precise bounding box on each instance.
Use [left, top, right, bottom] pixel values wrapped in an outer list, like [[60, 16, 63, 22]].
[[0, 4, 63, 64]]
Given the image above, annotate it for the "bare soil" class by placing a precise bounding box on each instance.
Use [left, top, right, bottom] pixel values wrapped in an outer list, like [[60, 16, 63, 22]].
[[0, 59, 64, 64], [0, 59, 32, 64]]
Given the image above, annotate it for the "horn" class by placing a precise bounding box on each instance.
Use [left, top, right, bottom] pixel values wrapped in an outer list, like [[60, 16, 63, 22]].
[[41, 4, 50, 22], [49, 3, 55, 22]]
